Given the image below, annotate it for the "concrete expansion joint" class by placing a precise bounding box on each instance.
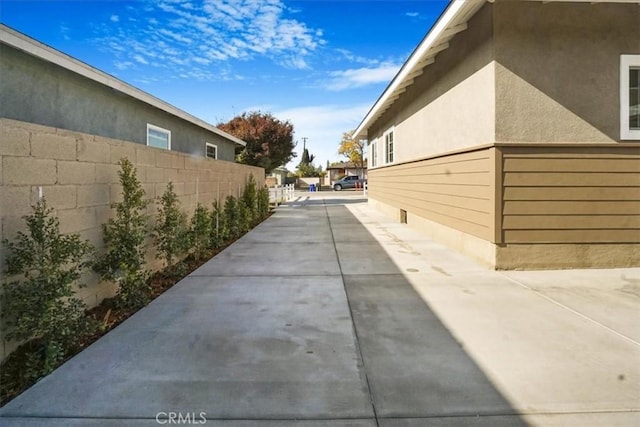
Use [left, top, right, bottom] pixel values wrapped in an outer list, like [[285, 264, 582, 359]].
[[515, 409, 640, 416], [187, 273, 344, 278], [323, 197, 381, 427], [499, 271, 640, 348]]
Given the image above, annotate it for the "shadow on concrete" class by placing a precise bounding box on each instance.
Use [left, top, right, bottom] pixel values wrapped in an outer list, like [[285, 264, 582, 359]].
[[321, 200, 529, 425], [0, 196, 529, 426]]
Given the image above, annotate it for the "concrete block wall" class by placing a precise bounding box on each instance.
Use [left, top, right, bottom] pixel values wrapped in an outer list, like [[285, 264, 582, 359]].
[[0, 118, 264, 359]]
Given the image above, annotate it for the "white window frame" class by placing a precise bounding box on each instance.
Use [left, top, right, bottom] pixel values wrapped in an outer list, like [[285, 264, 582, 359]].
[[205, 142, 218, 160], [384, 128, 395, 164], [370, 140, 377, 168], [146, 123, 171, 150], [620, 55, 640, 140]]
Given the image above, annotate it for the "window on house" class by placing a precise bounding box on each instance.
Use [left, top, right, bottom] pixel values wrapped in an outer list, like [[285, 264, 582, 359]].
[[205, 142, 218, 159], [385, 130, 394, 164], [621, 55, 640, 140], [370, 141, 377, 168], [147, 124, 171, 149]]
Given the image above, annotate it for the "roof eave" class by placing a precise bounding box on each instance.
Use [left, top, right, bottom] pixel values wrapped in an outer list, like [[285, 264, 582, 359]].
[[352, 0, 483, 141], [353, 0, 640, 142], [0, 24, 246, 147]]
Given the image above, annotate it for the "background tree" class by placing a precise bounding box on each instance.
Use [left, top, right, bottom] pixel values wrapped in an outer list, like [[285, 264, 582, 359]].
[[299, 146, 315, 166], [296, 163, 322, 177], [338, 130, 366, 178], [296, 140, 320, 177], [218, 111, 296, 174]]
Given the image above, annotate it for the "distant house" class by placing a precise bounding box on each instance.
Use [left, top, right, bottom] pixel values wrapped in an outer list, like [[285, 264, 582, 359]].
[[353, 0, 640, 269], [266, 167, 289, 187], [0, 24, 246, 160], [327, 160, 367, 186]]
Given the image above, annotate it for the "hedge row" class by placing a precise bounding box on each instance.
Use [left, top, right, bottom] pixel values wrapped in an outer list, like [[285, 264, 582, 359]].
[[1, 158, 270, 384]]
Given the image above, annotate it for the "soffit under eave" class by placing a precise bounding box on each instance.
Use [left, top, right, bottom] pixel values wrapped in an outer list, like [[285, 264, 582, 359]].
[[357, 0, 640, 143], [354, 0, 486, 142]]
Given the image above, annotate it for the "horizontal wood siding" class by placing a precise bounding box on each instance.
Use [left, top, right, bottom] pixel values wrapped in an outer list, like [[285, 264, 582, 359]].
[[501, 146, 640, 243], [368, 148, 494, 241]]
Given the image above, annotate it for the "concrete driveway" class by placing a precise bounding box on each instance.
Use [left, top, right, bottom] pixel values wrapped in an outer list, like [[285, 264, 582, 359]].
[[1, 193, 638, 426]]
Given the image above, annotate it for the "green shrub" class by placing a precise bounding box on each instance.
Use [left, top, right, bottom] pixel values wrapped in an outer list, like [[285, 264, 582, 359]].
[[1, 198, 96, 381], [238, 200, 252, 234], [153, 182, 189, 270], [190, 203, 211, 260], [210, 199, 227, 248], [242, 174, 258, 225], [95, 158, 150, 310], [257, 185, 270, 220], [224, 195, 242, 240]]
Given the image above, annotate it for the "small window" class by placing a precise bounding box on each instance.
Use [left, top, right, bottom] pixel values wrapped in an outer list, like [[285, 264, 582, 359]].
[[370, 141, 377, 168], [205, 142, 218, 159], [147, 124, 171, 150], [384, 129, 394, 164], [621, 55, 640, 140]]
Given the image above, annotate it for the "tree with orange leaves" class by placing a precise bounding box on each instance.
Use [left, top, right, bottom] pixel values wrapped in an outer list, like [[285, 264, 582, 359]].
[[338, 130, 365, 178]]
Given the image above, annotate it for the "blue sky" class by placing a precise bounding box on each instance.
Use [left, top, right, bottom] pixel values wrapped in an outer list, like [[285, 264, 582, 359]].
[[1, 0, 447, 170]]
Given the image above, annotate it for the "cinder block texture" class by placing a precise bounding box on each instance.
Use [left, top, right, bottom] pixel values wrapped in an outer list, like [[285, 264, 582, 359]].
[[78, 139, 110, 163], [77, 184, 109, 207], [0, 125, 30, 156], [0, 118, 264, 360], [57, 160, 95, 184], [4, 156, 57, 185], [31, 132, 76, 160], [42, 185, 77, 210]]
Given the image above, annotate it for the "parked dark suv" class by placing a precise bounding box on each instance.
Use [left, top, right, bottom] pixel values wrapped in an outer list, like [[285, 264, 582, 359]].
[[333, 175, 366, 191]]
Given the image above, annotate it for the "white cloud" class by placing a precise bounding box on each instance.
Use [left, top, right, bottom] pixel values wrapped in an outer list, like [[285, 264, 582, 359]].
[[158, 29, 192, 44], [406, 12, 419, 18], [335, 48, 378, 66], [59, 24, 71, 40], [133, 54, 149, 64], [279, 56, 309, 70], [98, 0, 324, 80], [323, 62, 401, 91], [114, 60, 134, 70], [269, 104, 372, 169]]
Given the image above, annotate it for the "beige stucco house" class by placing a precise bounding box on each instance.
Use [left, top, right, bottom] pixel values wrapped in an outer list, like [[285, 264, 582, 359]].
[[353, 0, 640, 269]]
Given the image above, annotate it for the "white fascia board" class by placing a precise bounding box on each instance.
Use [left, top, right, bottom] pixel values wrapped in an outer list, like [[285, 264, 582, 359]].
[[352, 0, 472, 141], [0, 24, 246, 147], [539, 0, 640, 3], [353, 0, 639, 142]]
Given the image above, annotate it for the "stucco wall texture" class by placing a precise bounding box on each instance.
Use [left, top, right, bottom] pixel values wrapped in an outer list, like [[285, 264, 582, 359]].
[[0, 118, 264, 359], [0, 45, 238, 161], [368, 1, 640, 160], [494, 1, 640, 143], [365, 1, 640, 270], [370, 2, 495, 159]]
